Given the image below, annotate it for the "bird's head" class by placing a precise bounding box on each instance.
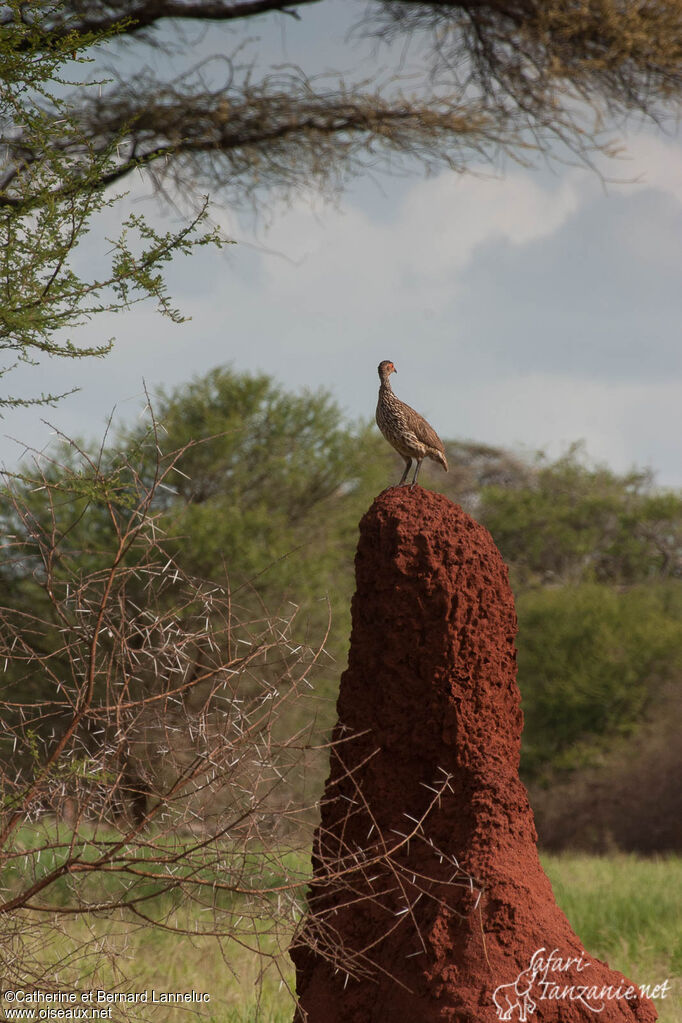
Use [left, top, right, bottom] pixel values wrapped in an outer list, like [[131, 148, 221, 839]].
[[378, 360, 396, 382]]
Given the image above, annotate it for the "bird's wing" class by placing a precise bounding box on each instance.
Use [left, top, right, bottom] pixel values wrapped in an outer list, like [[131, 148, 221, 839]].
[[400, 428, 423, 449], [405, 405, 446, 453]]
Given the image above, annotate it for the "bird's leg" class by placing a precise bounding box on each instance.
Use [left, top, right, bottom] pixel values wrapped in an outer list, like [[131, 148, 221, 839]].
[[411, 459, 423, 488], [398, 458, 412, 486]]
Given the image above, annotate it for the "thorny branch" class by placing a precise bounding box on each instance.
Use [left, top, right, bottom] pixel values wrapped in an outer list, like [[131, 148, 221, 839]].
[[4, 0, 682, 217], [0, 411, 327, 1001], [0, 407, 483, 1013]]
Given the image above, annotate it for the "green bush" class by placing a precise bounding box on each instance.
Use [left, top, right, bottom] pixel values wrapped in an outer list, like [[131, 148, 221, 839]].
[[517, 582, 682, 780], [479, 445, 682, 586]]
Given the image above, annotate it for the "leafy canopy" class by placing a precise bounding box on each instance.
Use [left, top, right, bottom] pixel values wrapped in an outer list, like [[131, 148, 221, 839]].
[[0, 0, 224, 408]]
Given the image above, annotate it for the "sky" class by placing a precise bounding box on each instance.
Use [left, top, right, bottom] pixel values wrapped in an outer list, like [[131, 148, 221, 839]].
[[3, 1, 682, 487]]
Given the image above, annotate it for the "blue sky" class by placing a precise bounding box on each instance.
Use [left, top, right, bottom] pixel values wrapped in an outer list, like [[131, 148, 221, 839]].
[[3, 2, 681, 486]]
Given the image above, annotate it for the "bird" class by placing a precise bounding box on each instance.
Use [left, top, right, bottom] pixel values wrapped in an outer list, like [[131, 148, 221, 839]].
[[375, 360, 448, 487]]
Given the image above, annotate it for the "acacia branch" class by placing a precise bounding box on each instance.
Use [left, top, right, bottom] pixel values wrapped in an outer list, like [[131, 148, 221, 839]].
[[2, 0, 323, 51]]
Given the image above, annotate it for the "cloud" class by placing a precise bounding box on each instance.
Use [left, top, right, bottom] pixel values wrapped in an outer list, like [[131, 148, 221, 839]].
[[610, 129, 682, 203], [255, 165, 582, 309], [451, 372, 682, 488], [2, 128, 681, 490], [452, 186, 682, 382]]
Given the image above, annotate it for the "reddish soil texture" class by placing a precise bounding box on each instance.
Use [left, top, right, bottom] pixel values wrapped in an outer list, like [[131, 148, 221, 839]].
[[291, 487, 656, 1023]]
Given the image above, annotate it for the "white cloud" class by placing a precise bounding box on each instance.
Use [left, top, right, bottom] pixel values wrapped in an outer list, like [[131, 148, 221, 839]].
[[255, 164, 583, 312], [453, 372, 682, 488], [610, 129, 682, 202], [1, 124, 680, 489], [396, 169, 582, 278]]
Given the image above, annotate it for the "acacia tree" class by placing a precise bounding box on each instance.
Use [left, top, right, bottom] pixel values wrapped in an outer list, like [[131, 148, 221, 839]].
[[0, 0, 223, 408], [2, 0, 680, 405], [0, 414, 327, 1001], [3, 0, 681, 215]]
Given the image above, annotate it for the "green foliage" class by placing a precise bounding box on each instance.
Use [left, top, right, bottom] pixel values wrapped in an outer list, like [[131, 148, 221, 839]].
[[517, 582, 682, 780], [3, 370, 682, 795], [479, 443, 682, 586], [0, 0, 224, 407], [120, 366, 389, 632], [477, 444, 682, 788]]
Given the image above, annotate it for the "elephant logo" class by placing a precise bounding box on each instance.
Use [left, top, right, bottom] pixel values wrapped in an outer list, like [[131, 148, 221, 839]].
[[492, 947, 600, 1019], [492, 961, 538, 1021]]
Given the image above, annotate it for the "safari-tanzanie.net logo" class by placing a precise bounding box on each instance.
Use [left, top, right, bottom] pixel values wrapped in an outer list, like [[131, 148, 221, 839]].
[[492, 947, 670, 1020]]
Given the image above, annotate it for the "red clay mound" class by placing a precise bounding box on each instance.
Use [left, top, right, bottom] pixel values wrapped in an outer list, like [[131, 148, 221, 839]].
[[291, 487, 656, 1023]]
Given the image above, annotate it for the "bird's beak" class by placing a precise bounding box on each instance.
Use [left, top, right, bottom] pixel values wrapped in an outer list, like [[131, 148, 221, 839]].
[[392, 366, 397, 374]]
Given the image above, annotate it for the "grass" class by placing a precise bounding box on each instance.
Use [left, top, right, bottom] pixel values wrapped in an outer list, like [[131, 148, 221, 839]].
[[12, 910, 297, 1023], [542, 853, 682, 1023], [3, 851, 680, 1022]]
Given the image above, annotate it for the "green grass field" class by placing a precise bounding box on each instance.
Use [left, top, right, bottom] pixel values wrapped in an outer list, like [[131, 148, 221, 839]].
[[3, 853, 680, 1022], [542, 853, 681, 1023]]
